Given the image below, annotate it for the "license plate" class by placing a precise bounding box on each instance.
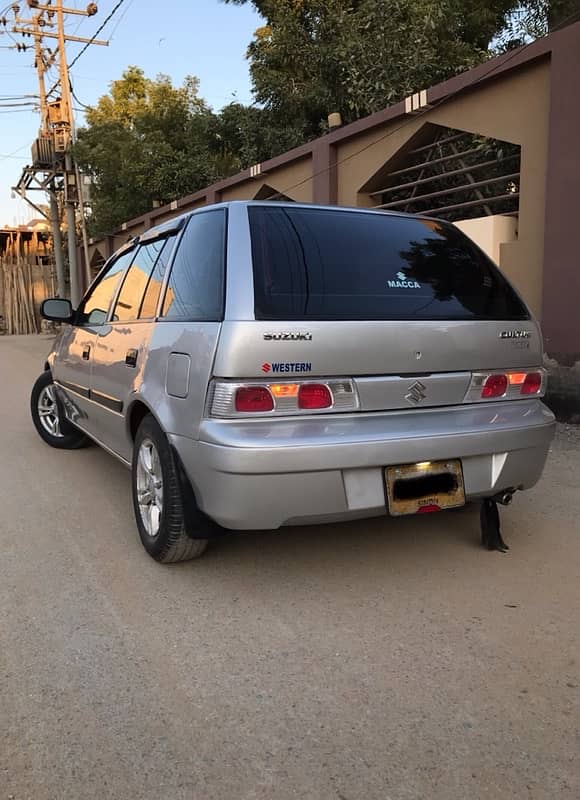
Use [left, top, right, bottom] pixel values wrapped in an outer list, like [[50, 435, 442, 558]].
[[385, 459, 465, 516]]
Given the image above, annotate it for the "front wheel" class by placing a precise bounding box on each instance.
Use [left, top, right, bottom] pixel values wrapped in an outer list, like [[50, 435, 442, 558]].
[[30, 371, 89, 449], [131, 414, 210, 563]]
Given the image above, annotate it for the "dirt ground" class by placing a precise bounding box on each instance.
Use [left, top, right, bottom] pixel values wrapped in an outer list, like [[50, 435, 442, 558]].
[[0, 334, 578, 800]]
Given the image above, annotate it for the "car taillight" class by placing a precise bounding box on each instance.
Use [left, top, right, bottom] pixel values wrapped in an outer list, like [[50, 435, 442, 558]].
[[521, 371, 542, 395], [210, 379, 358, 418], [464, 368, 546, 403], [482, 374, 508, 398], [235, 386, 274, 413], [298, 383, 332, 409]]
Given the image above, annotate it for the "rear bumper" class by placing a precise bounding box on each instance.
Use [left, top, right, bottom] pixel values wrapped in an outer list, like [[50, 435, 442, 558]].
[[171, 400, 556, 530]]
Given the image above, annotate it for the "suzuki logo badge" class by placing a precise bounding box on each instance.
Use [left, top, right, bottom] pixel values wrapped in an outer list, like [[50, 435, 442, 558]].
[[405, 380, 427, 406]]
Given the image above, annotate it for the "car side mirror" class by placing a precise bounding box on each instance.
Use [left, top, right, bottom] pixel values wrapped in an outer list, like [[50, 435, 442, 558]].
[[41, 298, 74, 323]]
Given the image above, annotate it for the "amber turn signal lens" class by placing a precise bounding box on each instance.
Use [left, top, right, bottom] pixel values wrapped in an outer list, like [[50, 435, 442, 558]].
[[269, 383, 299, 398]]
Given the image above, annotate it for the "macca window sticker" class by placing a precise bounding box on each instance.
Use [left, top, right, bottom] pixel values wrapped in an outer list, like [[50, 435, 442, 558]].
[[387, 271, 421, 289]]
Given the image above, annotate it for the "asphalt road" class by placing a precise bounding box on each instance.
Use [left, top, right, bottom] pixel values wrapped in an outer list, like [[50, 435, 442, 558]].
[[1, 334, 579, 800]]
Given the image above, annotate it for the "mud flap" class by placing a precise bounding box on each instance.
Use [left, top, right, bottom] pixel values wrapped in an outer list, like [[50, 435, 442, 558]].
[[480, 498, 509, 553]]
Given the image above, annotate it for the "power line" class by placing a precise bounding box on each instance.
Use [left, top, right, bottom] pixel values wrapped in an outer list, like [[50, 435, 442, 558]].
[[107, 0, 135, 39], [68, 0, 127, 70], [0, 145, 32, 165], [70, 84, 91, 110]]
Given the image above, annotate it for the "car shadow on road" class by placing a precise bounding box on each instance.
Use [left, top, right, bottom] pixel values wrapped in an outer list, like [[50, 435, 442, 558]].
[[188, 502, 491, 576], [59, 442, 519, 588]]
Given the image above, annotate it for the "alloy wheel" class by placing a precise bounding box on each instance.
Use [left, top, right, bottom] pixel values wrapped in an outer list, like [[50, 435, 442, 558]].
[[37, 383, 63, 438], [136, 437, 164, 537]]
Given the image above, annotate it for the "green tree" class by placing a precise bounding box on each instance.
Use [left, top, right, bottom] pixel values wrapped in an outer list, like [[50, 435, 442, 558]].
[[223, 0, 578, 139], [208, 102, 305, 172], [500, 0, 580, 42], [75, 67, 303, 235], [75, 68, 220, 236]]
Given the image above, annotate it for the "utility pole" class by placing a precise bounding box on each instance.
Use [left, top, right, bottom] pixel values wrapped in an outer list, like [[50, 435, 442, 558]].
[[30, 9, 66, 296], [55, 0, 79, 304], [7, 1, 108, 305], [48, 190, 66, 296], [31, 14, 49, 133]]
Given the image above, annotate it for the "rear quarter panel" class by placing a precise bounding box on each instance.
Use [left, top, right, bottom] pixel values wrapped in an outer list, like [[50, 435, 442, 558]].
[[128, 321, 221, 440]]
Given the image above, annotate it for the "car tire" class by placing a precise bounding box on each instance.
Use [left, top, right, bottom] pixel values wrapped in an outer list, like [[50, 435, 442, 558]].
[[132, 414, 210, 563], [30, 371, 90, 449]]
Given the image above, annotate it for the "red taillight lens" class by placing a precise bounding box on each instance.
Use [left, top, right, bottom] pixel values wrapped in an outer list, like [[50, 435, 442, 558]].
[[521, 371, 542, 395], [482, 374, 508, 398], [235, 386, 274, 413], [211, 379, 357, 417], [298, 383, 332, 410]]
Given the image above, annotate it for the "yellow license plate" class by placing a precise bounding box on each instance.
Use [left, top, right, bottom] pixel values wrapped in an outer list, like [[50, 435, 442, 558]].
[[385, 459, 465, 516]]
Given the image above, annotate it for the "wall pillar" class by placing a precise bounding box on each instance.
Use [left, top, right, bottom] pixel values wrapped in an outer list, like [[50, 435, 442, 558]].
[[542, 26, 580, 362], [312, 140, 337, 205], [206, 188, 221, 206]]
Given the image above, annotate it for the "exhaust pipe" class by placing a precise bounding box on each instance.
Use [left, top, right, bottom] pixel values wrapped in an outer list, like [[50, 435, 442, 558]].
[[493, 490, 515, 506]]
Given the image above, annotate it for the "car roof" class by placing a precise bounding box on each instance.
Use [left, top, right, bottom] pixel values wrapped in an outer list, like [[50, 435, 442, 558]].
[[138, 201, 444, 243]]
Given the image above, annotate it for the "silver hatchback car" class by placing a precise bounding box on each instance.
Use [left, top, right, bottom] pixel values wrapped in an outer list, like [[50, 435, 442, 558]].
[[32, 202, 555, 562]]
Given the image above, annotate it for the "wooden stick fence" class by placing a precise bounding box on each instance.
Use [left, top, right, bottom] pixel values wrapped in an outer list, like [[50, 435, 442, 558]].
[[0, 229, 56, 335]]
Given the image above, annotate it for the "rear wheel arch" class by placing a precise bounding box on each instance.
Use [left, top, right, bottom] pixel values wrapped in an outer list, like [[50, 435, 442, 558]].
[[127, 399, 158, 443], [126, 400, 207, 518], [131, 413, 212, 562]]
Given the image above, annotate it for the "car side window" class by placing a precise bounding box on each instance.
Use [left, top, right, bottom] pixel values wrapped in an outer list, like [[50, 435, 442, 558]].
[[138, 235, 177, 319], [111, 239, 169, 323], [160, 210, 226, 321], [78, 249, 135, 326]]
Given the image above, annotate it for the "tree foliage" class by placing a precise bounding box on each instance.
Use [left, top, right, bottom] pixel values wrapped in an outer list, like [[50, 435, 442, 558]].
[[224, 0, 579, 136], [75, 68, 219, 235], [497, 0, 580, 44], [75, 67, 307, 235], [223, 0, 517, 133], [77, 2, 580, 235]]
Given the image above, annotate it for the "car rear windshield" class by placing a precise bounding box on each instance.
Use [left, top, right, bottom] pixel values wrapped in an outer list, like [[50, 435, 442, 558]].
[[249, 206, 529, 321]]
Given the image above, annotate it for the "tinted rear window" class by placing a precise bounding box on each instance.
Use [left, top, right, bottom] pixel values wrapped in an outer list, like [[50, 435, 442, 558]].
[[249, 207, 529, 321]]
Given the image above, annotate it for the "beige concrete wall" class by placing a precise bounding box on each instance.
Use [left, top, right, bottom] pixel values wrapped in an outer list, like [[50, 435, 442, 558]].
[[336, 117, 426, 208], [219, 157, 313, 203], [336, 61, 550, 316], [113, 232, 134, 251], [430, 62, 550, 317], [188, 198, 209, 211], [455, 215, 518, 264]]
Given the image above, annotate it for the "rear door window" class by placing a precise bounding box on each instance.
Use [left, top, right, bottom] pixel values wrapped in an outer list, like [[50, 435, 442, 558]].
[[249, 206, 529, 321], [79, 248, 135, 326], [160, 210, 226, 321], [139, 235, 176, 319], [112, 239, 168, 322]]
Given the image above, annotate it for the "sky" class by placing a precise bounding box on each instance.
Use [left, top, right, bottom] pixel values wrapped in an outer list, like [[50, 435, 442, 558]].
[[0, 0, 263, 226]]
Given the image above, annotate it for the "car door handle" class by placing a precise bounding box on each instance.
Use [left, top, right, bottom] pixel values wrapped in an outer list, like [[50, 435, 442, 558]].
[[125, 348, 138, 368], [82, 345, 91, 361]]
